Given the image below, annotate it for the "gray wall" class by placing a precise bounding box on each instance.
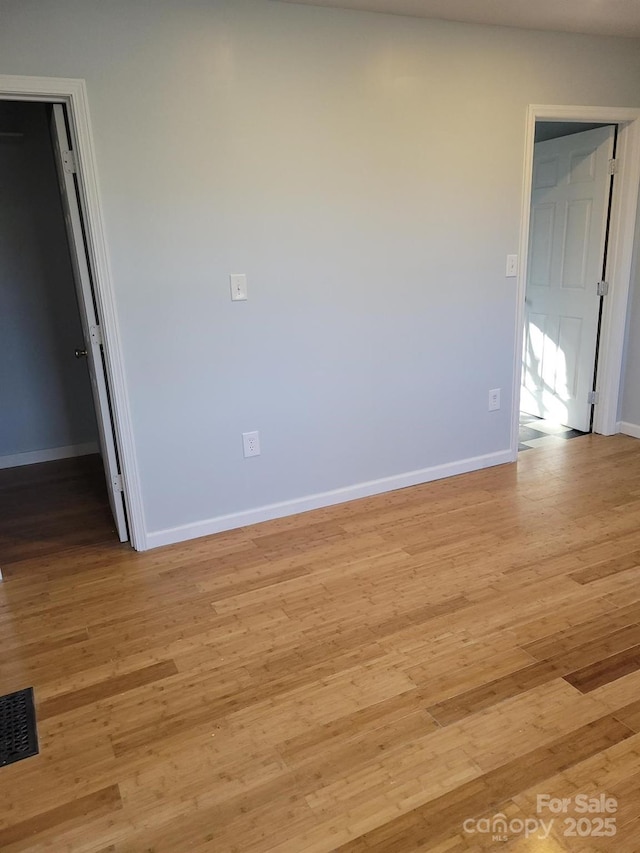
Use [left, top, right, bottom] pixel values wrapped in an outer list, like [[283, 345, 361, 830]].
[[0, 101, 97, 460], [2, 1, 640, 536]]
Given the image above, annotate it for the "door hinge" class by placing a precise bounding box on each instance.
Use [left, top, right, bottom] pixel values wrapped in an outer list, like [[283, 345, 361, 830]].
[[597, 280, 609, 296], [62, 148, 77, 174], [90, 324, 103, 347], [112, 473, 123, 492], [588, 390, 600, 405], [608, 158, 619, 175]]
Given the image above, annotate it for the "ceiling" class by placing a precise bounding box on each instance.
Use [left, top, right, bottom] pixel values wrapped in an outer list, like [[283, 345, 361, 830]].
[[277, 0, 640, 38]]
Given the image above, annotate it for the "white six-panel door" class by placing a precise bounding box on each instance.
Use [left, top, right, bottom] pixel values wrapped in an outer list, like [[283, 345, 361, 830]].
[[50, 104, 128, 541], [522, 125, 615, 432]]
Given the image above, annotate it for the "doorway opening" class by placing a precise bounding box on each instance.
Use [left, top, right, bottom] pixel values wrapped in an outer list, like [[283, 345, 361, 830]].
[[519, 120, 616, 451], [512, 105, 640, 458], [0, 75, 146, 552], [0, 99, 127, 564]]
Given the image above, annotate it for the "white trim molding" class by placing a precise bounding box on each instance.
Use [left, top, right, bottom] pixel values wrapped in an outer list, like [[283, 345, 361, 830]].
[[0, 442, 99, 470], [619, 421, 640, 440], [146, 448, 513, 549], [512, 105, 640, 456], [0, 75, 147, 550]]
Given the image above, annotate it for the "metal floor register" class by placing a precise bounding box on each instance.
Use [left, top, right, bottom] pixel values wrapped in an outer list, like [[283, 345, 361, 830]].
[[0, 687, 39, 767]]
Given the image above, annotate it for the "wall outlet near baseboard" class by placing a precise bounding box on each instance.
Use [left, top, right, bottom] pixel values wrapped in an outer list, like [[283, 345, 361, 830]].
[[488, 388, 501, 411], [242, 431, 260, 458]]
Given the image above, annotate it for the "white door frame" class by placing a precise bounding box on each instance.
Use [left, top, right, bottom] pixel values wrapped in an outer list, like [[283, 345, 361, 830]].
[[512, 104, 640, 456], [0, 74, 147, 551]]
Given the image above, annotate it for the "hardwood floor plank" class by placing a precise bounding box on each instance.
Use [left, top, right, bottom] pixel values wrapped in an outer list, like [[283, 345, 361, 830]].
[[333, 717, 633, 851], [1, 628, 90, 662], [37, 660, 179, 720], [276, 689, 437, 764], [427, 661, 559, 726], [521, 602, 640, 659], [2, 438, 640, 850], [407, 644, 536, 707], [569, 549, 640, 584], [0, 785, 122, 848], [564, 645, 640, 693], [611, 699, 640, 732], [511, 731, 640, 851], [429, 623, 640, 725]]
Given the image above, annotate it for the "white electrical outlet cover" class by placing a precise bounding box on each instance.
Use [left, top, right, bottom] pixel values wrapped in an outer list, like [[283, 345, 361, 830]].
[[242, 431, 260, 457]]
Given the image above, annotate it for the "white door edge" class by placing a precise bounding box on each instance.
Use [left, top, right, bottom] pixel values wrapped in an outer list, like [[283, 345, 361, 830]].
[[0, 75, 148, 551], [51, 104, 128, 542], [513, 105, 640, 456]]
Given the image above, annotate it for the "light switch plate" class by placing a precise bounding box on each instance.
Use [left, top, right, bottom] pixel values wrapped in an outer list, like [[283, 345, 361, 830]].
[[230, 273, 247, 301], [506, 255, 518, 277]]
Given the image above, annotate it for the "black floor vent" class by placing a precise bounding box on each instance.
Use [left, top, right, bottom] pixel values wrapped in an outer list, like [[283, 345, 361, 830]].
[[0, 687, 39, 767]]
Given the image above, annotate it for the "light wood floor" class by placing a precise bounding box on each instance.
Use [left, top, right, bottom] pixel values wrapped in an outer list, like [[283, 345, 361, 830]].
[[3, 436, 640, 851]]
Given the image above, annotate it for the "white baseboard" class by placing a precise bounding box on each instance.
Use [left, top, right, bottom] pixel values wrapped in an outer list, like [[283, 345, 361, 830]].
[[619, 421, 640, 439], [146, 448, 513, 550], [0, 442, 99, 470]]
